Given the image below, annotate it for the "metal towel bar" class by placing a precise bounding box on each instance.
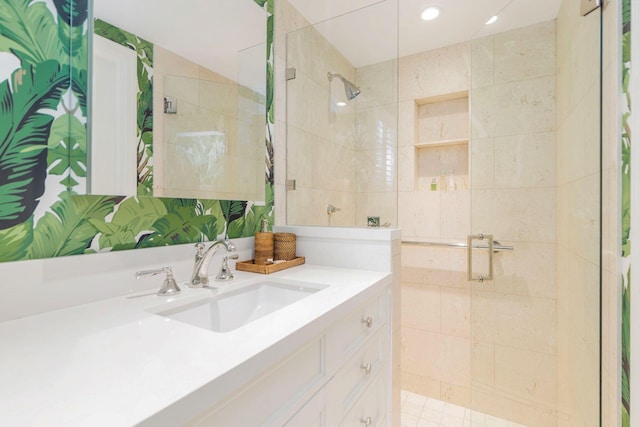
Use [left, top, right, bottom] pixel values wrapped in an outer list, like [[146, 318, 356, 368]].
[[401, 240, 514, 252], [402, 236, 513, 283]]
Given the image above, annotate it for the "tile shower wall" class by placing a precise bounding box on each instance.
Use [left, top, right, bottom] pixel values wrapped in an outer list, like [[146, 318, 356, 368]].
[[398, 40, 474, 411], [399, 21, 558, 426], [469, 19, 557, 427], [397, 41, 471, 240], [281, 11, 357, 226], [556, 0, 617, 425], [276, 0, 398, 228], [354, 60, 398, 227]]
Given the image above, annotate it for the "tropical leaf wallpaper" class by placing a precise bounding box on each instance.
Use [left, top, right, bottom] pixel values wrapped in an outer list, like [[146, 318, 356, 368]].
[[0, 0, 274, 262], [621, 0, 631, 424]]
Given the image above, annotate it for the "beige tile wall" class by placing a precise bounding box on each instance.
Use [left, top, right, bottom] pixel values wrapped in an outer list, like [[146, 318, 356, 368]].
[[398, 41, 471, 409], [398, 44, 471, 244], [276, 0, 398, 228], [556, 0, 605, 426], [280, 8, 357, 226], [400, 20, 559, 426], [601, 0, 622, 424], [470, 20, 558, 427], [354, 61, 398, 227]]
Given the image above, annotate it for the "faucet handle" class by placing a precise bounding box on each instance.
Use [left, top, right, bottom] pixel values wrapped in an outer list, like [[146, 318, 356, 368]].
[[136, 266, 181, 296], [195, 242, 205, 255], [216, 254, 239, 282], [224, 238, 237, 252]]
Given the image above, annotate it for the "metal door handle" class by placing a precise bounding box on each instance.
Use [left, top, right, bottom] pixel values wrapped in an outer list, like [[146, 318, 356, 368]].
[[361, 316, 373, 328], [360, 362, 372, 375], [467, 234, 494, 282]]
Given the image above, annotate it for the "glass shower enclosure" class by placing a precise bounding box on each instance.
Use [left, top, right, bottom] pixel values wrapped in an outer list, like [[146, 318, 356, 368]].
[[283, 0, 604, 425]]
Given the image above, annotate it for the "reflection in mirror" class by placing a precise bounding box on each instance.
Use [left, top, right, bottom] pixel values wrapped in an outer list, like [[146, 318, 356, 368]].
[[88, 0, 267, 201]]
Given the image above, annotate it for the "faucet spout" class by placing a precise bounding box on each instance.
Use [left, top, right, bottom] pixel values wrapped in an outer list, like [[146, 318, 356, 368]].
[[190, 239, 236, 288]]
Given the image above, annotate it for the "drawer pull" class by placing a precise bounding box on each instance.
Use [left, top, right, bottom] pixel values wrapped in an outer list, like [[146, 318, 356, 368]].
[[360, 416, 373, 426], [360, 362, 372, 375], [361, 316, 373, 328]]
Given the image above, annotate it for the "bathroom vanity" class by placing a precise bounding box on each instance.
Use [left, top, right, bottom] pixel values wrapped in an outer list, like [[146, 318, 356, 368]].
[[0, 266, 391, 426], [177, 270, 391, 427], [0, 226, 400, 426]]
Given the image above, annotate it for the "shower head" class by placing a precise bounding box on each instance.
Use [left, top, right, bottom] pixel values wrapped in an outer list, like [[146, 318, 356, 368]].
[[327, 72, 361, 100]]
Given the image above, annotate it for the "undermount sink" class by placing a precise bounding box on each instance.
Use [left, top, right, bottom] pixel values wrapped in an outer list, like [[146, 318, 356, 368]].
[[155, 280, 327, 333]]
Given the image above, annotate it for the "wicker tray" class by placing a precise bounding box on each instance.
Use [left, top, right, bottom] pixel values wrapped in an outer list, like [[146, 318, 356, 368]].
[[235, 256, 305, 274]]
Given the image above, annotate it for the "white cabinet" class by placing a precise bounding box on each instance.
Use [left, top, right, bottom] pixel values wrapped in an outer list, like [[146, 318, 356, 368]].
[[326, 290, 386, 374], [339, 373, 387, 427], [187, 338, 325, 426], [327, 327, 388, 425], [285, 388, 327, 427], [187, 286, 391, 427]]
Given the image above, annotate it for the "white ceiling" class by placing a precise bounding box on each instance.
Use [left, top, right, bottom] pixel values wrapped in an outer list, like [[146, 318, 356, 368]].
[[288, 0, 563, 68], [94, 0, 562, 78]]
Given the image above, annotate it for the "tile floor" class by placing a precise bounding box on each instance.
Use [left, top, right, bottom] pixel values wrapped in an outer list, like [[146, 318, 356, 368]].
[[401, 390, 528, 427]]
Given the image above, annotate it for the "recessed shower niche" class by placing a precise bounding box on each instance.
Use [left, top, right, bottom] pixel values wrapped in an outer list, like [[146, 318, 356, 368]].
[[415, 92, 469, 192]]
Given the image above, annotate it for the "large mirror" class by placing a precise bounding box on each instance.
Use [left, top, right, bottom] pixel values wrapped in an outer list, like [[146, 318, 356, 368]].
[[88, 0, 267, 201]]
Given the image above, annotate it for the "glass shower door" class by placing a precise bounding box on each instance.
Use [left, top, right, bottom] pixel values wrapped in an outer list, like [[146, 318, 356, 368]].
[[468, 2, 602, 426], [283, 0, 399, 229]]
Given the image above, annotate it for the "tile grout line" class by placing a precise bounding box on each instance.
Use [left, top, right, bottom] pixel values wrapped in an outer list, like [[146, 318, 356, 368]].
[[401, 389, 528, 427]]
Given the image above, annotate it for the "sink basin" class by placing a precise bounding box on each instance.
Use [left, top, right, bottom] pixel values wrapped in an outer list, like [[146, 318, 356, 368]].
[[155, 280, 327, 333]]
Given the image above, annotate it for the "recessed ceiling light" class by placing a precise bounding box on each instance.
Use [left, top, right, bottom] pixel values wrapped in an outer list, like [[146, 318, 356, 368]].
[[485, 15, 498, 25], [421, 6, 440, 21], [336, 101, 347, 107]]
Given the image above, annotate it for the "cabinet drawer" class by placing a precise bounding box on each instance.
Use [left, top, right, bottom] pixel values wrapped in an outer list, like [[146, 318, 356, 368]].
[[188, 337, 325, 427], [326, 290, 387, 374], [327, 328, 388, 422], [284, 388, 327, 427], [339, 371, 387, 427]]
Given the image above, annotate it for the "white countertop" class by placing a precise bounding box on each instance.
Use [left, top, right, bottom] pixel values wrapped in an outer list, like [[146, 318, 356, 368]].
[[0, 264, 391, 426]]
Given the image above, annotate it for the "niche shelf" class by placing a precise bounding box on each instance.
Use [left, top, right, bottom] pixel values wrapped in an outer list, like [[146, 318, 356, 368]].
[[415, 138, 468, 149], [414, 92, 469, 190]]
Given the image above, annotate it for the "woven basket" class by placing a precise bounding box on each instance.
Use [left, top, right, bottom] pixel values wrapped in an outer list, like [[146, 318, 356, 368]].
[[274, 232, 296, 260]]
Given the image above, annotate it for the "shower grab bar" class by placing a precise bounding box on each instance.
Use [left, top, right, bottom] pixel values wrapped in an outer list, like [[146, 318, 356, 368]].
[[467, 234, 493, 282], [401, 240, 514, 252]]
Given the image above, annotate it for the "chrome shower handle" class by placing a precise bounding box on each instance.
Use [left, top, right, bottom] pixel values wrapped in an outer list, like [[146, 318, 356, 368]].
[[467, 234, 494, 282]]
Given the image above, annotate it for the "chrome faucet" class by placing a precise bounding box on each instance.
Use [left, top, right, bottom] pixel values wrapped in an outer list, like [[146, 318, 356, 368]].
[[190, 239, 237, 288]]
